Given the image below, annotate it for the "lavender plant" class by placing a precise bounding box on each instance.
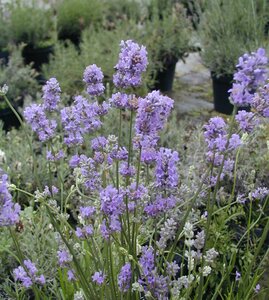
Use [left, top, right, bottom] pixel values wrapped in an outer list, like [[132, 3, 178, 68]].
[[0, 42, 268, 300]]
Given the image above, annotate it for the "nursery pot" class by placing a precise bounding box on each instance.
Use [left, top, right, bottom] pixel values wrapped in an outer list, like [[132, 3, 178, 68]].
[[154, 56, 178, 92], [58, 30, 81, 47], [22, 45, 54, 71], [0, 50, 9, 65], [211, 73, 251, 115], [211, 73, 234, 115]]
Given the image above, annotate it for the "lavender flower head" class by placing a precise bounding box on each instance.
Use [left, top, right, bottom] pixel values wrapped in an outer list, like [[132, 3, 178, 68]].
[[234, 48, 268, 88], [230, 48, 268, 106], [113, 40, 148, 88], [252, 83, 269, 117], [118, 262, 132, 292], [24, 104, 57, 142], [235, 110, 259, 132], [109, 92, 129, 110], [42, 77, 61, 111], [92, 271, 105, 285], [155, 147, 179, 189], [0, 172, 21, 226], [13, 260, 45, 288], [135, 91, 174, 145], [83, 64, 105, 96]]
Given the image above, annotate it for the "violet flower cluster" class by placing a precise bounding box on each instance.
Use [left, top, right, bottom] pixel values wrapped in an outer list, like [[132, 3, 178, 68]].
[[42, 77, 61, 111], [134, 90, 174, 164], [204, 117, 241, 184], [100, 185, 124, 238], [230, 48, 268, 106], [13, 260, 45, 288], [118, 262, 132, 292], [83, 64, 105, 96], [113, 40, 148, 88], [61, 96, 104, 146], [24, 78, 61, 141], [0, 171, 20, 227]]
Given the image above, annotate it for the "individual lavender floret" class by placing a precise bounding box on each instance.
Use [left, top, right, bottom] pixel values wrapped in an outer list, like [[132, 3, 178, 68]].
[[100, 185, 124, 217], [77, 155, 101, 191], [57, 249, 72, 267], [91, 136, 108, 151], [155, 147, 179, 189], [113, 40, 148, 88], [135, 91, 174, 138], [166, 261, 180, 278], [203, 117, 227, 149], [61, 96, 102, 146], [252, 83, 269, 117], [13, 260, 45, 288], [194, 230, 205, 250], [46, 150, 64, 162], [118, 262, 132, 292], [254, 284, 261, 293], [67, 269, 75, 281], [228, 134, 241, 151], [92, 271, 105, 285], [144, 195, 176, 217], [251, 187, 269, 200], [235, 110, 259, 132], [230, 48, 268, 106], [24, 104, 57, 142], [69, 155, 81, 168], [75, 225, 94, 238], [119, 162, 136, 177], [204, 248, 219, 264], [229, 83, 253, 106], [109, 92, 129, 110], [83, 64, 105, 96], [234, 48, 268, 89], [79, 206, 95, 219], [157, 218, 177, 250], [0, 172, 21, 227], [235, 271, 241, 281], [42, 77, 61, 111]]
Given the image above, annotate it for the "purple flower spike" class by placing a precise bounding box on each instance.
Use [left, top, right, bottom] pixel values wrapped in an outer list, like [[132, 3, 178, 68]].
[[252, 83, 269, 117], [0, 172, 21, 227], [113, 40, 148, 88], [118, 262, 132, 292], [135, 91, 174, 137], [13, 260, 45, 288], [83, 64, 105, 96], [109, 92, 129, 109], [235, 110, 259, 132], [230, 48, 268, 106], [24, 104, 57, 142], [42, 77, 61, 111], [155, 147, 179, 189]]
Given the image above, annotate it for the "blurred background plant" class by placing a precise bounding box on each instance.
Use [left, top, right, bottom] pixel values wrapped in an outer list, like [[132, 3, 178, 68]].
[[0, 46, 38, 110], [200, 0, 269, 77], [56, 0, 103, 46]]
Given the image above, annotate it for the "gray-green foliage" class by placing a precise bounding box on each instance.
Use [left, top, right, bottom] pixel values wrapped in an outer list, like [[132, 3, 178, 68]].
[[200, 0, 269, 76], [42, 41, 83, 95], [9, 4, 54, 47], [0, 8, 9, 50], [0, 47, 39, 108], [56, 0, 103, 40]]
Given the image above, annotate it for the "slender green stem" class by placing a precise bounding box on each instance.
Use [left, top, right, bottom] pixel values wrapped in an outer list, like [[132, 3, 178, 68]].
[[3, 95, 41, 189]]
